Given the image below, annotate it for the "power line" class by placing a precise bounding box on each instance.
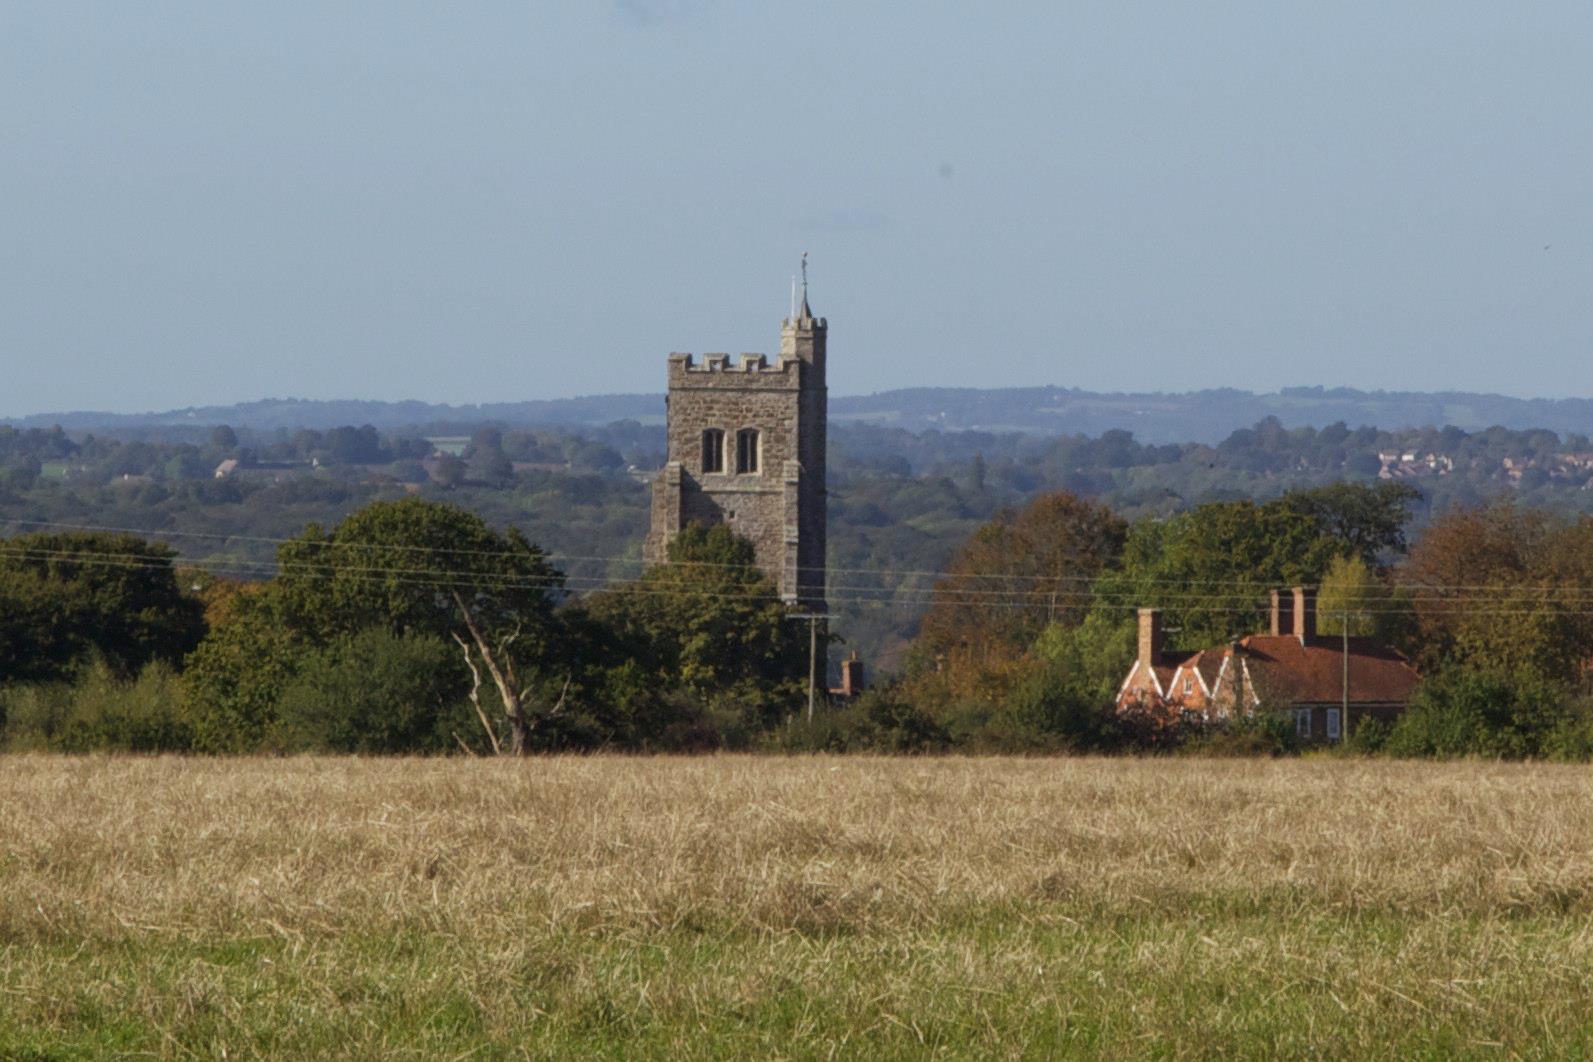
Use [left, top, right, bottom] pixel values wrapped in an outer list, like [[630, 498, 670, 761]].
[[4, 543, 1593, 618], [5, 516, 1593, 596]]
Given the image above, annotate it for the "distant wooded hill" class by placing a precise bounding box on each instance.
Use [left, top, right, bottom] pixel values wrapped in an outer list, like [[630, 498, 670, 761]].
[[12, 386, 1592, 445]]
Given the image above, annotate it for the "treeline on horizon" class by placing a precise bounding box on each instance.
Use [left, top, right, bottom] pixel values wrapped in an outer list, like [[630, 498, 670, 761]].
[[2, 414, 1590, 668], [4, 414, 1592, 489], [1, 482, 1589, 760], [11, 383, 1593, 443]]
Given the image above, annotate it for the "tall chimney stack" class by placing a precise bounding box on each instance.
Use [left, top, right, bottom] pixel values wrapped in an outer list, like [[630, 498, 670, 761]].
[[1270, 589, 1293, 636], [1292, 586, 1317, 643], [1137, 608, 1165, 669], [838, 651, 865, 698]]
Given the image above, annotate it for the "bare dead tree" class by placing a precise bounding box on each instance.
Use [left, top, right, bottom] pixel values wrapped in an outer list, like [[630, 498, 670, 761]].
[[451, 631, 502, 755], [451, 590, 567, 755]]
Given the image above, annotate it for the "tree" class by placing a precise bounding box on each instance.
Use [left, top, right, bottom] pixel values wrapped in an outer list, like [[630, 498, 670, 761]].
[[915, 491, 1127, 693], [1278, 482, 1422, 563], [1399, 504, 1587, 681], [0, 531, 205, 683], [1097, 497, 1343, 650], [471, 449, 516, 488], [1317, 553, 1408, 642], [432, 453, 467, 488], [181, 587, 304, 752], [469, 426, 504, 455], [270, 498, 567, 754], [585, 524, 803, 714], [275, 629, 469, 753]]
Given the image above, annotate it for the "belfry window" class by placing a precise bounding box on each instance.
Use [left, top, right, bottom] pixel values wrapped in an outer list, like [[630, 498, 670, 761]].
[[701, 429, 725, 473], [736, 429, 760, 474]]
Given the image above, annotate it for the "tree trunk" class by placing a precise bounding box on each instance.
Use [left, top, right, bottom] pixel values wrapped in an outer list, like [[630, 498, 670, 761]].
[[505, 697, 529, 756], [453, 590, 529, 756]]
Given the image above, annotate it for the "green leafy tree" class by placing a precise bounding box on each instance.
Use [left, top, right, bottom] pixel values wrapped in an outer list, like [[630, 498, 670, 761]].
[[271, 498, 558, 640], [1096, 498, 1343, 649], [1278, 482, 1421, 564], [181, 587, 304, 752], [275, 629, 470, 753], [271, 498, 566, 754], [0, 531, 205, 683], [585, 524, 802, 719], [1317, 553, 1411, 642]]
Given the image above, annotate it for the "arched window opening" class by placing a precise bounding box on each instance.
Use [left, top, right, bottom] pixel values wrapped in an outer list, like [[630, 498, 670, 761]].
[[736, 428, 760, 474], [701, 429, 725, 473]]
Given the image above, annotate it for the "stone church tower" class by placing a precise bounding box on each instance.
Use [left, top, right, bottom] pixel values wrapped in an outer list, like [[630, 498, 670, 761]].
[[644, 282, 827, 610]]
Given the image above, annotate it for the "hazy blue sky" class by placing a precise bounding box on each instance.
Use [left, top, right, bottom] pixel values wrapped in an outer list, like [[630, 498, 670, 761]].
[[3, 1, 1589, 416]]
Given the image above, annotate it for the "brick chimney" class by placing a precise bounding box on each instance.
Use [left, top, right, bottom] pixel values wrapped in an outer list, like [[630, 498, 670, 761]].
[[1137, 608, 1164, 669], [837, 651, 865, 698], [1269, 589, 1294, 636], [1292, 586, 1316, 643]]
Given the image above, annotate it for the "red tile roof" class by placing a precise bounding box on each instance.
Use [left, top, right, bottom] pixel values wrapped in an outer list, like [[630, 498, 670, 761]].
[[1234, 635, 1420, 706]]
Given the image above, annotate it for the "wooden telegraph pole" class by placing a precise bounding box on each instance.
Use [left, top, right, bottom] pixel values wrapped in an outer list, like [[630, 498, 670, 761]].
[[787, 613, 828, 722], [1341, 613, 1350, 745]]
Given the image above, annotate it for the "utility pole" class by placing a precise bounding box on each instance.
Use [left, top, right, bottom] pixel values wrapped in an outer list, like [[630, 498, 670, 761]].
[[1341, 611, 1350, 745], [787, 612, 828, 723]]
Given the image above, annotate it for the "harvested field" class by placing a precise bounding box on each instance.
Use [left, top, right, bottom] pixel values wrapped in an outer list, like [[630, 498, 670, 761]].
[[2, 755, 1592, 1056]]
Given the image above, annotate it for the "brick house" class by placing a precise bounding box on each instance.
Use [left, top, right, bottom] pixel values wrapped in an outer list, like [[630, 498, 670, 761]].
[[1116, 587, 1422, 742]]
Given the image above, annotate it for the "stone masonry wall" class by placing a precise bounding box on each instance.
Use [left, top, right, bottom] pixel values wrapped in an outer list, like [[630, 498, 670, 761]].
[[646, 323, 826, 608]]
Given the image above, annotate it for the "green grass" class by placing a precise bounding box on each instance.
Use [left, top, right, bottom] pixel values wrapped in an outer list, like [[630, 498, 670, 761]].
[[6, 911, 1590, 1057]]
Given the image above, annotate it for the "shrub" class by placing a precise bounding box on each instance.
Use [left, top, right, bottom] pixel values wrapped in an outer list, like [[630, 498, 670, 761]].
[[1179, 711, 1298, 758], [274, 629, 470, 753], [1383, 667, 1570, 759], [999, 662, 1105, 745], [766, 685, 950, 754], [1346, 716, 1392, 754], [0, 684, 73, 750], [1543, 695, 1593, 763], [1, 659, 192, 752]]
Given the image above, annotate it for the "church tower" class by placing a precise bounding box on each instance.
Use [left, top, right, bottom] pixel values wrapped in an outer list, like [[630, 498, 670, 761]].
[[645, 270, 827, 609]]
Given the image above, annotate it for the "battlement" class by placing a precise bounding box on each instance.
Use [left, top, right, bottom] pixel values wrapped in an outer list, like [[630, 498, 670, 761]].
[[666, 352, 801, 384], [780, 316, 827, 331]]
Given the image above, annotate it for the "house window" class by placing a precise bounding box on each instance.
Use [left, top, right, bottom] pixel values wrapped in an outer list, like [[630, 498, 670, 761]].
[[1294, 708, 1311, 739], [701, 429, 724, 473], [735, 428, 760, 474], [1326, 708, 1341, 741], [1182, 676, 1194, 698]]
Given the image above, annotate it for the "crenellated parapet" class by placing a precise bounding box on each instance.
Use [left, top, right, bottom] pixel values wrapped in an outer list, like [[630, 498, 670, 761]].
[[666, 352, 804, 389]]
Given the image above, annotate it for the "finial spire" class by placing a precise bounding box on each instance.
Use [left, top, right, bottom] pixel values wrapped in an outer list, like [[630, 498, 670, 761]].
[[799, 251, 812, 318]]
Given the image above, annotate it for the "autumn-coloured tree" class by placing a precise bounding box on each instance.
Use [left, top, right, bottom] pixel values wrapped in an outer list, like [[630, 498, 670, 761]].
[[913, 491, 1127, 700], [1400, 504, 1591, 683]]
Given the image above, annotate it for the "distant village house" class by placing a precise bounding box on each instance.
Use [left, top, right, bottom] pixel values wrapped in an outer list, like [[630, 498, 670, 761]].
[[1117, 587, 1421, 742]]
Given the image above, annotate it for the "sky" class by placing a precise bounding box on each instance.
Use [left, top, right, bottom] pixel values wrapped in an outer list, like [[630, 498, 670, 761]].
[[2, 1, 1590, 417]]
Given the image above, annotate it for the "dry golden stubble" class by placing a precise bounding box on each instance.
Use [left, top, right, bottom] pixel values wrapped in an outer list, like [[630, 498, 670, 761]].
[[1, 755, 1591, 947]]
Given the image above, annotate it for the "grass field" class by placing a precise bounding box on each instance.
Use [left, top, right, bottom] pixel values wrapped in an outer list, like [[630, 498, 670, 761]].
[[3, 756, 1592, 1058]]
